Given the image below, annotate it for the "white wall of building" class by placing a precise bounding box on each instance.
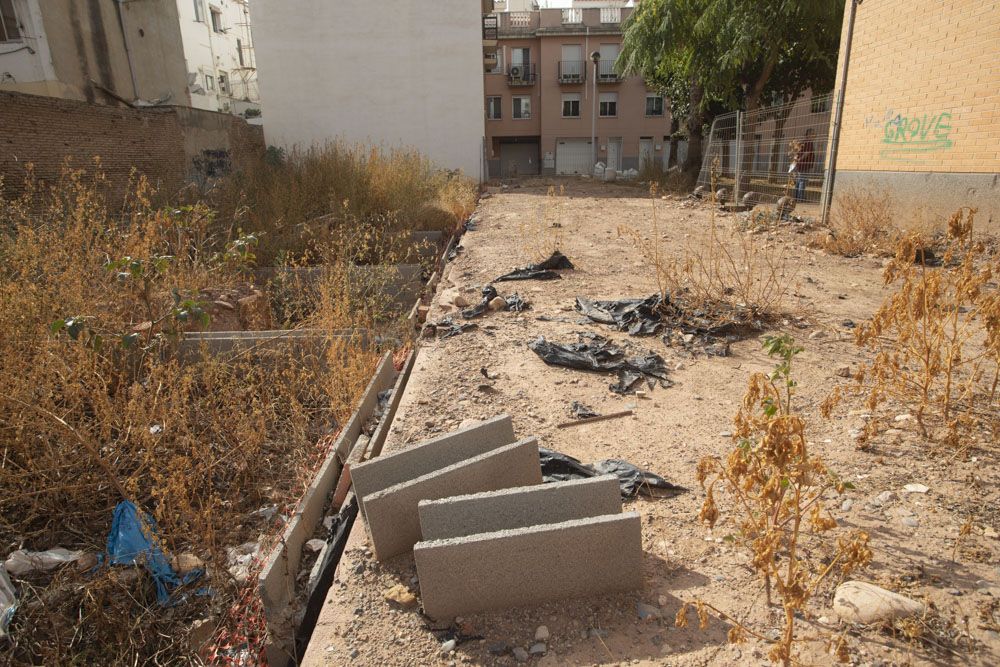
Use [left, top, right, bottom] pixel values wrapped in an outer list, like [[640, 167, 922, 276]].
[[253, 0, 485, 179], [178, 0, 259, 116], [0, 0, 62, 97]]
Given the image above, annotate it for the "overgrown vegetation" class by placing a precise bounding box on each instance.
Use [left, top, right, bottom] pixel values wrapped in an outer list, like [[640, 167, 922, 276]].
[[827, 208, 1000, 447], [213, 143, 477, 265], [814, 187, 906, 257], [0, 153, 448, 663], [689, 335, 872, 665]]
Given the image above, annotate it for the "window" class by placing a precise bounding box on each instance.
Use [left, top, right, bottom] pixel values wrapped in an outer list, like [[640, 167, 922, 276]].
[[562, 93, 581, 118], [512, 96, 531, 119], [1, 0, 21, 42], [810, 96, 832, 114], [193, 0, 206, 23], [486, 47, 504, 74], [217, 71, 229, 95], [486, 96, 502, 120], [645, 95, 664, 117], [210, 7, 223, 33], [237, 38, 244, 67], [599, 92, 617, 117], [204, 74, 215, 92]]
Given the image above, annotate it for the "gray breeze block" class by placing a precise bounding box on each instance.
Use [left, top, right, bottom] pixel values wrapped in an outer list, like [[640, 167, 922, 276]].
[[418, 475, 622, 541], [363, 437, 543, 560], [414, 512, 643, 619], [352, 415, 516, 513]]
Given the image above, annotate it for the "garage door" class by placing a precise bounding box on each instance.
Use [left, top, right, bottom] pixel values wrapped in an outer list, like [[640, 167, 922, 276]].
[[499, 143, 540, 177], [556, 139, 593, 175]]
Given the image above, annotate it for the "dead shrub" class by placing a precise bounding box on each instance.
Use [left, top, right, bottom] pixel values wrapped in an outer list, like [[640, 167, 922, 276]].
[[815, 187, 904, 257], [829, 207, 1000, 447], [690, 335, 872, 666]]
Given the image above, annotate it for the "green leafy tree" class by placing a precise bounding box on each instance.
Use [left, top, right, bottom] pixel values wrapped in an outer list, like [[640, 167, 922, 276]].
[[619, 0, 844, 178]]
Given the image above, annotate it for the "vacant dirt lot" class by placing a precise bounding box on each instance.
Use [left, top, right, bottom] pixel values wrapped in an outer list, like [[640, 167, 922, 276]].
[[304, 180, 999, 666]]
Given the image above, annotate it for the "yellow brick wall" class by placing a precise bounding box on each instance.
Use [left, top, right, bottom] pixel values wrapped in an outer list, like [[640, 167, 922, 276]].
[[833, 0, 1000, 173]]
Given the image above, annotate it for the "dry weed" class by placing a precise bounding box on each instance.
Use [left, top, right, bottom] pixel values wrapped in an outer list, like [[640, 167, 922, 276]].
[[814, 188, 904, 257], [690, 335, 872, 666], [831, 207, 1000, 447], [0, 165, 387, 664]]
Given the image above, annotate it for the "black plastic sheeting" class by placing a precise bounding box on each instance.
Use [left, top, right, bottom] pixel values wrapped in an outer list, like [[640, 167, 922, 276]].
[[539, 447, 686, 499], [462, 285, 530, 320], [433, 317, 478, 339], [495, 250, 574, 282], [570, 401, 599, 419], [528, 333, 671, 394], [575, 295, 669, 336]]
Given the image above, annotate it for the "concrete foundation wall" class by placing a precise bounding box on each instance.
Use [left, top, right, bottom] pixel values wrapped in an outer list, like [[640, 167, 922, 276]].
[[414, 512, 643, 619], [351, 415, 516, 510], [418, 475, 621, 540], [362, 437, 542, 560], [834, 170, 1000, 233]]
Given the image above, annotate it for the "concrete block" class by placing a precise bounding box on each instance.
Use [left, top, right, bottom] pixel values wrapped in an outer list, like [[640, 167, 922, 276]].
[[414, 513, 643, 619], [418, 475, 622, 540], [363, 437, 542, 560], [351, 415, 515, 510]]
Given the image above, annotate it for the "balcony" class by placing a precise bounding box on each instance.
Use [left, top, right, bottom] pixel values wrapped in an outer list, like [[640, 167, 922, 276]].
[[483, 15, 498, 44], [600, 7, 621, 24], [561, 8, 583, 24], [597, 59, 623, 83], [558, 61, 586, 84], [507, 63, 536, 86]]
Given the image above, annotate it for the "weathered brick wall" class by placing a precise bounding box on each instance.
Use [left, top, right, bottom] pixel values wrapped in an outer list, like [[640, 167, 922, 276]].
[[834, 0, 1000, 174], [0, 91, 264, 204]]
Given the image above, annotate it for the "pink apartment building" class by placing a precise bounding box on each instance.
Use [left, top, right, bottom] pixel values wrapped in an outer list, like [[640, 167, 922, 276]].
[[482, 5, 672, 178]]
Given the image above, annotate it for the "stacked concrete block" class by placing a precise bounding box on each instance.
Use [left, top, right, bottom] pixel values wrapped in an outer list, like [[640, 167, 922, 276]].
[[362, 438, 542, 559], [413, 475, 643, 619]]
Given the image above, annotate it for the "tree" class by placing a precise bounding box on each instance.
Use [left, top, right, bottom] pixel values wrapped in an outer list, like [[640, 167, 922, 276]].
[[619, 0, 844, 180]]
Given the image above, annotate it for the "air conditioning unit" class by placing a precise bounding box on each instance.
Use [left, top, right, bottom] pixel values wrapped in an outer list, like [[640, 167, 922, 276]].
[[510, 66, 522, 79]]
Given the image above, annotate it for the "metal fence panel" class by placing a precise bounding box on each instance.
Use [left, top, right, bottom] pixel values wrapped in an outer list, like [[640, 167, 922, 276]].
[[696, 93, 833, 207]]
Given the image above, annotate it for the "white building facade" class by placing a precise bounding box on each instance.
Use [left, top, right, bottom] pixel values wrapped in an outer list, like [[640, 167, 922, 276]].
[[180, 0, 260, 119], [252, 0, 486, 179]]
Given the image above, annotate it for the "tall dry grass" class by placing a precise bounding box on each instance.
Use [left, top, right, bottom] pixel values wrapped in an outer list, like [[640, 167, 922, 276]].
[[0, 166, 390, 664], [213, 143, 478, 265]]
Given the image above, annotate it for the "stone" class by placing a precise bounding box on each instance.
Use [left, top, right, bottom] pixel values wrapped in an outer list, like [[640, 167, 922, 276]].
[[901, 517, 920, 528], [872, 491, 897, 507], [841, 499, 854, 512], [384, 584, 418, 608], [808, 330, 826, 340], [441, 639, 457, 654], [833, 581, 924, 624], [488, 296, 507, 311], [836, 366, 852, 378], [903, 483, 929, 494], [535, 625, 550, 641], [529, 642, 547, 655], [173, 553, 204, 574], [453, 294, 471, 308], [513, 646, 530, 662], [487, 641, 511, 656], [637, 602, 661, 620], [305, 539, 326, 553]]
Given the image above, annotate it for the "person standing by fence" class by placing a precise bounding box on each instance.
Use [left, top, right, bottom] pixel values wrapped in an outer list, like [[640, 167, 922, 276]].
[[790, 129, 816, 201]]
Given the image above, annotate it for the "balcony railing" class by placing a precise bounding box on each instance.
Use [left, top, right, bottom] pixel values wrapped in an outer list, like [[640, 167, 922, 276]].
[[561, 8, 582, 24], [507, 63, 536, 86], [600, 7, 621, 24], [597, 59, 622, 83], [482, 15, 498, 41], [558, 61, 586, 83]]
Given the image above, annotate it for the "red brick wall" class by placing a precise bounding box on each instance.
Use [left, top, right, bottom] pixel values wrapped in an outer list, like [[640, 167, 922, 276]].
[[0, 91, 264, 204]]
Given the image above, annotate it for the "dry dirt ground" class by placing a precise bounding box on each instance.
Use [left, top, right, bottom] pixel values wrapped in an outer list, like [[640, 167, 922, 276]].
[[302, 180, 999, 667]]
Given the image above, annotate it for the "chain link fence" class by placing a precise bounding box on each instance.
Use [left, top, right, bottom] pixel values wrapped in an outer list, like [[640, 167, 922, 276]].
[[696, 93, 833, 208]]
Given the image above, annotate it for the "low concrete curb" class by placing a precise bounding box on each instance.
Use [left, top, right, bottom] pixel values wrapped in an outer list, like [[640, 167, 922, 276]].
[[417, 475, 621, 540], [258, 352, 398, 666], [414, 512, 643, 619], [362, 437, 542, 560], [177, 328, 368, 363], [351, 415, 516, 518]]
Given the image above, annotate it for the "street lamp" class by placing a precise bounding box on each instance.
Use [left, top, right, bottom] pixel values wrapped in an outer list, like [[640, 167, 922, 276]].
[[590, 50, 600, 173]]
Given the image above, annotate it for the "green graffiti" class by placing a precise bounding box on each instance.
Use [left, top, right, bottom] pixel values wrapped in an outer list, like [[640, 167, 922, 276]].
[[880, 112, 954, 161]]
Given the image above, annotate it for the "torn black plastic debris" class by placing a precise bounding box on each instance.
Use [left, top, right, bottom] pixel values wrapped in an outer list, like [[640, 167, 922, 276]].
[[575, 295, 673, 336], [433, 317, 478, 339], [462, 285, 532, 320], [538, 447, 686, 499], [494, 250, 574, 282], [528, 333, 670, 394]]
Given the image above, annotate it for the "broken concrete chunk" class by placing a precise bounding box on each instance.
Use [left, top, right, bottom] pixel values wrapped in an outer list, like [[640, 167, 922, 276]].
[[833, 581, 924, 624]]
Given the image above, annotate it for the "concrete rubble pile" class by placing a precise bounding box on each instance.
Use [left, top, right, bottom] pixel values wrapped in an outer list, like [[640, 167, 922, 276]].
[[350, 414, 643, 619]]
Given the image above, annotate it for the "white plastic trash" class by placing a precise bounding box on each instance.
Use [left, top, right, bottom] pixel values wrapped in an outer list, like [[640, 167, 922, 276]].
[[593, 162, 605, 178]]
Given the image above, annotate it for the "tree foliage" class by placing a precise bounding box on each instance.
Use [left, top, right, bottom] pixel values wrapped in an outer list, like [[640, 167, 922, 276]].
[[619, 0, 844, 112]]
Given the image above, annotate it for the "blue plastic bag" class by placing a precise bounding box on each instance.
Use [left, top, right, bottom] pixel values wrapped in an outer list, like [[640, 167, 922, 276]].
[[106, 501, 202, 605]]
